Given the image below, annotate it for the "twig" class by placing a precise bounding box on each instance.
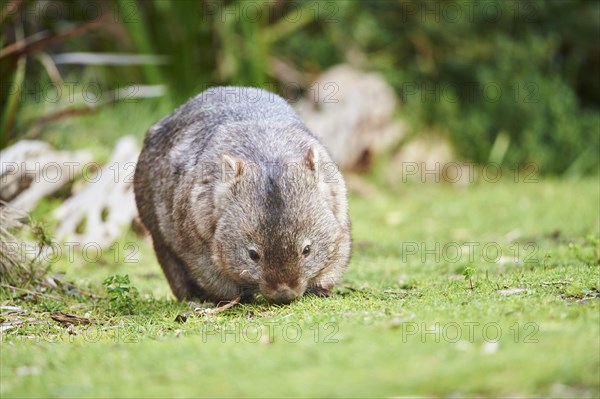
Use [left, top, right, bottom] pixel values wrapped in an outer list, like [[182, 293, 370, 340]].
[[0, 20, 108, 59], [196, 295, 241, 315], [0, 284, 62, 300]]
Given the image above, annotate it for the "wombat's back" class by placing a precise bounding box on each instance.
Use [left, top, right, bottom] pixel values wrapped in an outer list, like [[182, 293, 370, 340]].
[[144, 87, 306, 151]]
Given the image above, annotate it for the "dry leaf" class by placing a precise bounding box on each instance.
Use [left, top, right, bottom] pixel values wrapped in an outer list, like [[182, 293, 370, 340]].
[[49, 311, 92, 326]]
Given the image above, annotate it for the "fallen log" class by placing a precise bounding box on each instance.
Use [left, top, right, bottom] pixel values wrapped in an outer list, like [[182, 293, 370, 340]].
[[53, 136, 139, 248]]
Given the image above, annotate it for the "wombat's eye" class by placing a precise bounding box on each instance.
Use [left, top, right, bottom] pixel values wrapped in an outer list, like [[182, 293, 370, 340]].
[[302, 245, 311, 256], [248, 249, 260, 262]]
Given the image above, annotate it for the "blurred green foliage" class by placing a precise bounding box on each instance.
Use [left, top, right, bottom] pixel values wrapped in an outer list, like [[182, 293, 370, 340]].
[[333, 0, 600, 174], [1, 0, 598, 174]]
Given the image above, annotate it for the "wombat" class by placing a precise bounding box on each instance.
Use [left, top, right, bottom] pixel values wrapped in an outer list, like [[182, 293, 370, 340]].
[[134, 87, 351, 304]]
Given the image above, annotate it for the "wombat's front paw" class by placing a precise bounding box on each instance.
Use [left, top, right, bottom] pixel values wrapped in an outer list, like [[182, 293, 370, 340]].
[[306, 286, 331, 298], [239, 291, 255, 303]]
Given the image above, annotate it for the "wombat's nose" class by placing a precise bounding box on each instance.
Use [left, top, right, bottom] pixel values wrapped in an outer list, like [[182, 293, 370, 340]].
[[271, 286, 298, 304]]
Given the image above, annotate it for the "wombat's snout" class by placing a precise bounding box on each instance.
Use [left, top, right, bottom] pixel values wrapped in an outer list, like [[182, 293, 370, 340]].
[[263, 284, 301, 304]]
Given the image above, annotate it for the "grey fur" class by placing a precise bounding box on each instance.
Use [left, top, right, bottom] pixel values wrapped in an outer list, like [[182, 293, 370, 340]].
[[134, 87, 351, 304]]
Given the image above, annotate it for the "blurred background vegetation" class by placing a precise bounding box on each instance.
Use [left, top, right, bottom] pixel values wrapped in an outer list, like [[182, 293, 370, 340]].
[[1, 0, 599, 175]]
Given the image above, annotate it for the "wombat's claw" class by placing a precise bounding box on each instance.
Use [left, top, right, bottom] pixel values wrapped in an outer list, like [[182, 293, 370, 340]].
[[239, 291, 255, 303], [306, 287, 331, 298]]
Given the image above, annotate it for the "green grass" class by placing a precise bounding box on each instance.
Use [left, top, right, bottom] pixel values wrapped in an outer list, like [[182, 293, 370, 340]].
[[1, 103, 599, 397], [2, 175, 598, 398]]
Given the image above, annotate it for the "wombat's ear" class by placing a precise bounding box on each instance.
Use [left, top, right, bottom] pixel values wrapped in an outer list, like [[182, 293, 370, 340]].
[[221, 152, 245, 182], [305, 146, 319, 172], [214, 153, 245, 210], [305, 146, 327, 192]]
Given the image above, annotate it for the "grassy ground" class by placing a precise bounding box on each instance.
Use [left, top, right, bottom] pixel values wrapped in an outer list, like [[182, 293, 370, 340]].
[[1, 106, 599, 398]]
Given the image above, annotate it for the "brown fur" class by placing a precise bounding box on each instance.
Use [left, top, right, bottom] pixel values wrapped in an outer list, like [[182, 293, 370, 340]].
[[134, 87, 352, 304]]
